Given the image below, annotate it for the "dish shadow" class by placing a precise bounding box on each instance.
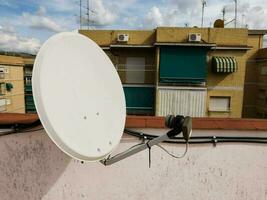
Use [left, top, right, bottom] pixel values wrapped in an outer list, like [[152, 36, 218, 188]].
[[0, 130, 71, 200]]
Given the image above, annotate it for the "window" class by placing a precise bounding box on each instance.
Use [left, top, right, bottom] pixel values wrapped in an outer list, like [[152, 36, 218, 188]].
[[123, 86, 155, 115], [0, 98, 6, 112], [125, 57, 145, 83], [209, 96, 231, 112], [258, 89, 266, 99], [0, 67, 5, 79], [261, 66, 267, 75], [0, 82, 6, 95]]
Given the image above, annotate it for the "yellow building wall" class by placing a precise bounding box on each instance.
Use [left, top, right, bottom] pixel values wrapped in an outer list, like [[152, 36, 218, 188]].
[[207, 51, 246, 87], [206, 90, 244, 118], [206, 50, 247, 118], [156, 27, 210, 43], [0, 55, 25, 113], [255, 48, 267, 117], [242, 35, 265, 118], [79, 30, 155, 46], [81, 28, 264, 118], [156, 27, 248, 46], [22, 57, 35, 65], [0, 55, 24, 66]]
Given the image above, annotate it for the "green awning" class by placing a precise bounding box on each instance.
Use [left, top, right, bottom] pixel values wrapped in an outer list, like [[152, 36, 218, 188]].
[[212, 57, 237, 73]]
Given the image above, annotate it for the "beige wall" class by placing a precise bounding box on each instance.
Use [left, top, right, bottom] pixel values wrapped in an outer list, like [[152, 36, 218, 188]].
[[79, 30, 155, 46], [206, 50, 247, 118], [1, 129, 267, 199], [156, 27, 248, 46], [0, 55, 25, 113]]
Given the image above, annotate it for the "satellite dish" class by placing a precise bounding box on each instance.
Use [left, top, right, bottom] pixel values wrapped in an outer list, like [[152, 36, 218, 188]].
[[214, 19, 224, 28], [32, 32, 126, 161]]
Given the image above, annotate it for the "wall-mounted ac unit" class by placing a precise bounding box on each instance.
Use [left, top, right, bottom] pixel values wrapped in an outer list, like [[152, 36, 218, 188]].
[[117, 34, 129, 42], [188, 33, 201, 42]]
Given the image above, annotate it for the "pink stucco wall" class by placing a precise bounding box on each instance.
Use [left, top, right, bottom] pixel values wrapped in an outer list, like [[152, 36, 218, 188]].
[[0, 129, 267, 200]]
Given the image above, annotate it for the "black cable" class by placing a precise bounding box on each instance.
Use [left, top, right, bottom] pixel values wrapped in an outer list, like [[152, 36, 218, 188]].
[[157, 142, 189, 158], [0, 129, 16, 137], [19, 127, 44, 133], [124, 128, 267, 144], [0, 119, 41, 130]]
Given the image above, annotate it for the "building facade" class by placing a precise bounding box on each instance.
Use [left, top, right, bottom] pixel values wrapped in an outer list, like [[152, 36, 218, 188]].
[[243, 47, 267, 118], [22, 57, 36, 113], [0, 54, 25, 113], [80, 27, 266, 118]]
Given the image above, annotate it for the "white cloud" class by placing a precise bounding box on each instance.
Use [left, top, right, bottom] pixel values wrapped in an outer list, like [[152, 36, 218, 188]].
[[144, 6, 192, 28], [245, 6, 267, 29], [169, 0, 201, 14], [88, 0, 117, 27], [144, 6, 164, 28], [123, 16, 139, 28], [0, 25, 41, 54], [22, 6, 64, 33]]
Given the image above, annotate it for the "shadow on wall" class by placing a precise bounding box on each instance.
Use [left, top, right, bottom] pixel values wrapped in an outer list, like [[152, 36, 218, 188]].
[[0, 131, 71, 200]]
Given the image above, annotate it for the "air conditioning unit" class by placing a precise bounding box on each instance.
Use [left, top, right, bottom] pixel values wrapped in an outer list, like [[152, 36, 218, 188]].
[[188, 33, 201, 42], [117, 34, 129, 42]]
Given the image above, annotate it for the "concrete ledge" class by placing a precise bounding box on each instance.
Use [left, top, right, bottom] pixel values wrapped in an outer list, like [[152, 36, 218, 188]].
[[126, 116, 267, 130], [0, 113, 38, 125], [1, 113, 267, 131]]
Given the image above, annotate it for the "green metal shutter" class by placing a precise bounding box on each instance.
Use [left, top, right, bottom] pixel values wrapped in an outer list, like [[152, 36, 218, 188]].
[[159, 46, 207, 84], [123, 86, 154, 115]]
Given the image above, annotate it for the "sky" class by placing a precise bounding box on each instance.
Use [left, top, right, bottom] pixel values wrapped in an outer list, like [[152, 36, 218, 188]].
[[0, 0, 267, 54]]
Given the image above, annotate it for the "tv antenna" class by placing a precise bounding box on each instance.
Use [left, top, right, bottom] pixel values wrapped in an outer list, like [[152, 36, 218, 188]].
[[222, 6, 226, 23], [32, 32, 192, 166], [234, 0, 237, 28], [201, 0, 207, 27], [79, 0, 82, 29]]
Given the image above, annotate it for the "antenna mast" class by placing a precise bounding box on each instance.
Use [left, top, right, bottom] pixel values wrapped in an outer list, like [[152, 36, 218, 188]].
[[201, 0, 207, 27], [79, 0, 82, 29], [234, 0, 237, 28], [87, 0, 90, 29], [222, 7, 226, 23]]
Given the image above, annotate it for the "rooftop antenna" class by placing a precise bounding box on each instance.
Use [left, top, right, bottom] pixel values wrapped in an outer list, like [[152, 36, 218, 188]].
[[242, 14, 245, 28], [201, 0, 207, 27], [222, 6, 226, 23], [234, 0, 237, 28], [86, 0, 89, 29], [32, 32, 192, 165], [79, 0, 82, 29]]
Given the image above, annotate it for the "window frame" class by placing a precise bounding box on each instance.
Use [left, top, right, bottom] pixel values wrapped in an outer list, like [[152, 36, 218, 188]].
[[209, 96, 231, 112]]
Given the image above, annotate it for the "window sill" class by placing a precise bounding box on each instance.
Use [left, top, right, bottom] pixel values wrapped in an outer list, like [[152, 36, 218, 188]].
[[208, 110, 231, 113]]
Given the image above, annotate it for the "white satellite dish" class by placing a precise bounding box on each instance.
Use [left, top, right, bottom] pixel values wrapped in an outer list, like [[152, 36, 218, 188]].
[[32, 32, 126, 161], [33, 32, 192, 165]]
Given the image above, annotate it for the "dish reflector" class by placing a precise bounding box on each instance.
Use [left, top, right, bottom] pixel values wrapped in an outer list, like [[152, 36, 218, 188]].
[[32, 32, 126, 161]]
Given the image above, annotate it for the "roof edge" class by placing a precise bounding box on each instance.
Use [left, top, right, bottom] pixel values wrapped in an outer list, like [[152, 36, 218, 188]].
[[248, 30, 267, 35], [1, 114, 267, 131], [126, 116, 267, 131]]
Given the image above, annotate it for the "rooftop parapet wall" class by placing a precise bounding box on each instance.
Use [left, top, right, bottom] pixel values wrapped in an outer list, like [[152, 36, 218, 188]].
[[0, 55, 24, 66], [80, 28, 249, 47], [79, 30, 155, 46], [156, 27, 248, 46], [22, 57, 35, 65], [1, 113, 267, 131]]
